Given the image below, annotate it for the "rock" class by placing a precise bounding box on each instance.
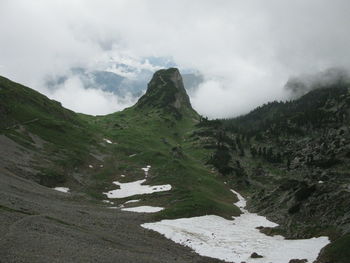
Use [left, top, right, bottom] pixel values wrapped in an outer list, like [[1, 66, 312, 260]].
[[250, 252, 263, 258], [289, 259, 308, 263], [135, 68, 195, 118], [294, 184, 316, 201]]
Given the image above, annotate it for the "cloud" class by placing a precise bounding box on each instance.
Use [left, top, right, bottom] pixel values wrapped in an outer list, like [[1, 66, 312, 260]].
[[284, 67, 350, 99], [47, 76, 136, 115], [0, 0, 349, 117]]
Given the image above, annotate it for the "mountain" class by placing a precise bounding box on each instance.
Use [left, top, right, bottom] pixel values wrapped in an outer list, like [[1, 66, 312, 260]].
[[1, 68, 349, 262], [206, 81, 350, 262], [46, 67, 145, 98], [46, 67, 204, 100], [135, 68, 197, 120], [0, 69, 237, 262]]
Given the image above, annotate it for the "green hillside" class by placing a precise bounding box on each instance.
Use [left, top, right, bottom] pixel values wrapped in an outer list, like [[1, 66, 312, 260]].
[[0, 69, 240, 220]]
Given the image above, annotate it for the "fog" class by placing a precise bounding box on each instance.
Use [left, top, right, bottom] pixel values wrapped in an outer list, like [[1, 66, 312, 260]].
[[1, 0, 349, 117]]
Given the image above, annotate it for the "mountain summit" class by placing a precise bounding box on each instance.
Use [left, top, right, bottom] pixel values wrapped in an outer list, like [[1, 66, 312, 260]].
[[135, 68, 196, 117]]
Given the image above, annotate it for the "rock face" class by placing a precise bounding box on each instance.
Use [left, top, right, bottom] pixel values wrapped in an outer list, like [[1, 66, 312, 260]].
[[135, 68, 196, 118], [250, 252, 263, 258], [289, 259, 308, 263]]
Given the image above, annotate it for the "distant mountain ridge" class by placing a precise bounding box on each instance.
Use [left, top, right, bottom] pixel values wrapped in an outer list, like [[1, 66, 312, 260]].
[[45, 66, 204, 100], [285, 67, 350, 99]]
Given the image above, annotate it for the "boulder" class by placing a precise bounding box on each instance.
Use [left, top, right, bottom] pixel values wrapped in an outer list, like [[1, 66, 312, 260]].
[[250, 252, 263, 258], [289, 259, 307, 263]]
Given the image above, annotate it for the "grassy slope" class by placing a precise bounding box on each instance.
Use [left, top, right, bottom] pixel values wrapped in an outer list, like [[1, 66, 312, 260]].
[[0, 76, 106, 185], [0, 75, 240, 219], [318, 233, 350, 263], [0, 76, 94, 151], [90, 105, 240, 219]]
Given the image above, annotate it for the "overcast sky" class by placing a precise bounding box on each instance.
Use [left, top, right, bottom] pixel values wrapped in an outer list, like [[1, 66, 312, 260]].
[[1, 0, 349, 117]]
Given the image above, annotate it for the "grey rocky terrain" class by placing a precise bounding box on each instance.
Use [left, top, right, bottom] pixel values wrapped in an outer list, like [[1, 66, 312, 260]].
[[0, 165, 222, 263]]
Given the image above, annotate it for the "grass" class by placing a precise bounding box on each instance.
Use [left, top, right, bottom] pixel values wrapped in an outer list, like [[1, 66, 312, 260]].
[[0, 76, 105, 185], [92, 105, 241, 219]]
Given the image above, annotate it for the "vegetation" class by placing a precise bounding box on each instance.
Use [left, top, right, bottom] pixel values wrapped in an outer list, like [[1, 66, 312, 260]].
[[319, 234, 350, 263]]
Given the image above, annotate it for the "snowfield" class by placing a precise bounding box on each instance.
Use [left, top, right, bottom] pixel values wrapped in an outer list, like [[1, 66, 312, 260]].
[[103, 179, 172, 198], [142, 189, 329, 263]]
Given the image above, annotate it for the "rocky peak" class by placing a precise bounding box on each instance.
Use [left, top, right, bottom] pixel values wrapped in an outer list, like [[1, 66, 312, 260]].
[[135, 68, 194, 114]]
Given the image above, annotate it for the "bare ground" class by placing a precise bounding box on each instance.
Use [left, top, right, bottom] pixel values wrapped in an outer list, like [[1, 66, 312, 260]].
[[0, 135, 223, 263]]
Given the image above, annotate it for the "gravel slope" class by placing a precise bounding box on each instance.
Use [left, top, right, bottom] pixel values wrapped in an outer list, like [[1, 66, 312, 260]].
[[0, 168, 222, 263]]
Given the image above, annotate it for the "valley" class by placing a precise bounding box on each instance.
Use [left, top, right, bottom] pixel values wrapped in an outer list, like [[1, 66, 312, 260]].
[[1, 68, 349, 262]]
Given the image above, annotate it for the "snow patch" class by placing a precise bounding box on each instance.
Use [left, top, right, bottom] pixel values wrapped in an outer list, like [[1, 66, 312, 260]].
[[142, 189, 329, 263], [53, 187, 70, 193], [103, 179, 171, 198], [88, 165, 93, 168], [230, 189, 246, 210], [124, 199, 140, 204], [122, 206, 164, 213], [120, 174, 126, 177], [102, 200, 114, 204], [129, 154, 137, 157], [103, 138, 113, 144], [141, 165, 151, 176]]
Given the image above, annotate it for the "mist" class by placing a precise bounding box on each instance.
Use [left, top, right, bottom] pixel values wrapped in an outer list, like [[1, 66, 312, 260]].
[[284, 68, 350, 99], [0, 0, 349, 117]]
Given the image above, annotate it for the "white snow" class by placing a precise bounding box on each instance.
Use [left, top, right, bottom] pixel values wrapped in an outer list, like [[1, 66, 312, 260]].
[[103, 179, 171, 198], [142, 189, 329, 263], [129, 154, 137, 157], [122, 206, 164, 213], [103, 138, 113, 144], [89, 165, 93, 168], [120, 174, 126, 177], [124, 199, 140, 204], [230, 189, 246, 210], [53, 187, 70, 193], [102, 200, 114, 204], [141, 165, 151, 176]]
